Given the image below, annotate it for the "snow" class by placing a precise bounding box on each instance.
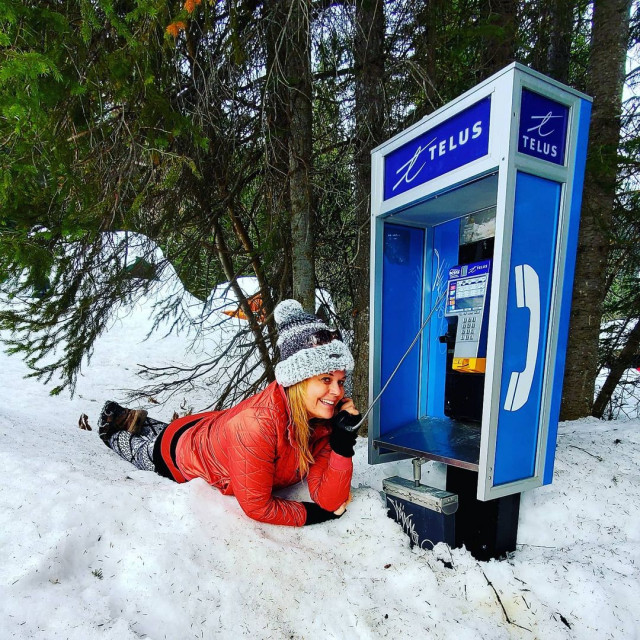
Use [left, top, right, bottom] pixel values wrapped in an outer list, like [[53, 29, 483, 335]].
[[1, 290, 640, 639], [595, 367, 640, 421]]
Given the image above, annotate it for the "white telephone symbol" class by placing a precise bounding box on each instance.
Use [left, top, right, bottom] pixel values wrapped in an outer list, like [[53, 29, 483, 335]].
[[504, 264, 540, 412]]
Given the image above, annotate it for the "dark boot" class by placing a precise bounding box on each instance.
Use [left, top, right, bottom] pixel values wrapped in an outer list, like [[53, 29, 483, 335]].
[[98, 401, 148, 443]]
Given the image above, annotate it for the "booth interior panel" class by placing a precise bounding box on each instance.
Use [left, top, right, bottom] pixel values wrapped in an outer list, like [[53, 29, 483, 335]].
[[424, 218, 461, 419], [380, 224, 425, 435]]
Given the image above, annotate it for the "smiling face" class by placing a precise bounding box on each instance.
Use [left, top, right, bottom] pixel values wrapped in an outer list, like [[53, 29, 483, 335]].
[[302, 371, 346, 420]]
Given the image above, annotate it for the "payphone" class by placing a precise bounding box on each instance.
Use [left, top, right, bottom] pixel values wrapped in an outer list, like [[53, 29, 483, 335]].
[[368, 64, 591, 558], [443, 255, 491, 423], [445, 258, 491, 372]]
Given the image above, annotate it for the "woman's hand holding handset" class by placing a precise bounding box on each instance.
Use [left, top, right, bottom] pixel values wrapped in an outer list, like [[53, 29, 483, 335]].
[[335, 397, 358, 416], [333, 398, 361, 431], [329, 398, 361, 458]]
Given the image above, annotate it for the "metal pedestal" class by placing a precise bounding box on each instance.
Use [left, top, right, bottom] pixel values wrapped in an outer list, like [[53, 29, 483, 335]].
[[446, 466, 520, 560]]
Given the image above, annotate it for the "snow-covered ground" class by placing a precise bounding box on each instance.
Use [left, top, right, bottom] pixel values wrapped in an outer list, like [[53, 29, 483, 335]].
[[1, 291, 639, 639]]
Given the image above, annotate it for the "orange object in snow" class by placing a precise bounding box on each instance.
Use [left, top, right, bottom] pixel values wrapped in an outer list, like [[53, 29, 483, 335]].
[[222, 293, 266, 322]]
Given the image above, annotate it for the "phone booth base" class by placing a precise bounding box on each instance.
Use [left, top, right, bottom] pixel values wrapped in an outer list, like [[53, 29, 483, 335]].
[[383, 476, 457, 550], [384, 471, 519, 560], [447, 467, 521, 561]]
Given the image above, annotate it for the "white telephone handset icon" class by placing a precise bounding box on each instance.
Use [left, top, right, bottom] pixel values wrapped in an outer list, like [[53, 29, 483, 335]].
[[504, 264, 540, 412]]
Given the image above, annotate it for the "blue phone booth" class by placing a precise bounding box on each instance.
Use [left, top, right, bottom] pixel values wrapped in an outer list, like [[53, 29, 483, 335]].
[[369, 64, 591, 559]]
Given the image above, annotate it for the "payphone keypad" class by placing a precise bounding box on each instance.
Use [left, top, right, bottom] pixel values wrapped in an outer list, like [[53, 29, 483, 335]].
[[459, 313, 481, 342]]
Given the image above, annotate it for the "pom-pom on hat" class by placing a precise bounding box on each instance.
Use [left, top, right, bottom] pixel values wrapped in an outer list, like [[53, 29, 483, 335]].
[[274, 299, 354, 388]]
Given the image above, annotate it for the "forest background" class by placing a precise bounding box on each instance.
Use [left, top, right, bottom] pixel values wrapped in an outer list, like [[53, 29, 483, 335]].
[[0, 0, 638, 423]]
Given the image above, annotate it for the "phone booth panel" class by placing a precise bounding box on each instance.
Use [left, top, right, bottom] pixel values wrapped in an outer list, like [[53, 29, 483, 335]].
[[369, 63, 591, 506], [494, 172, 562, 486], [541, 99, 592, 487], [380, 224, 425, 431], [424, 218, 460, 420]]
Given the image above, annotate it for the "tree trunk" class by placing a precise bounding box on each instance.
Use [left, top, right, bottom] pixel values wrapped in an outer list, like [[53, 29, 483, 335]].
[[592, 320, 640, 418], [547, 0, 576, 83], [352, 0, 385, 428], [264, 0, 294, 303], [285, 0, 315, 313], [528, 0, 575, 83], [561, 0, 631, 420], [478, 0, 518, 78]]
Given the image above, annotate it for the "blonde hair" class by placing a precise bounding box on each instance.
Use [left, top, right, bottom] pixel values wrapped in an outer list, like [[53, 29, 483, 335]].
[[285, 380, 315, 477]]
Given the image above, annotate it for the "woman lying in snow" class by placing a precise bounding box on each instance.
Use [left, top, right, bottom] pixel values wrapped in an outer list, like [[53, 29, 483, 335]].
[[97, 299, 361, 527]]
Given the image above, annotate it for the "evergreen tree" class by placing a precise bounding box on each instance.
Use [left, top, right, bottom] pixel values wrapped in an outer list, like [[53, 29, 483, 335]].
[[1, 0, 637, 422]]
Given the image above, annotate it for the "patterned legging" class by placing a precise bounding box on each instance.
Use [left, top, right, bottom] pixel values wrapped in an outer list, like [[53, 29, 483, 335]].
[[100, 401, 168, 472]]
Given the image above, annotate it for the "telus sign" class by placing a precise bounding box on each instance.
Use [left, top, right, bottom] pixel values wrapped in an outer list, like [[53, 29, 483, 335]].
[[518, 89, 569, 165], [383, 98, 491, 201]]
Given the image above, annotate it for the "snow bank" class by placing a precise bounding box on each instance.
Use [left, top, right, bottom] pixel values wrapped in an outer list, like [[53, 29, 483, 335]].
[[1, 237, 639, 638], [1, 310, 640, 639]]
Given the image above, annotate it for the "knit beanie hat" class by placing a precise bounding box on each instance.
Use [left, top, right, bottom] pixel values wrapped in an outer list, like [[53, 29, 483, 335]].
[[274, 299, 354, 388]]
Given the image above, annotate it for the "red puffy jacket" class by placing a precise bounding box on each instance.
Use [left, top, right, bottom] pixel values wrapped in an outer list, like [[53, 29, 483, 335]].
[[169, 381, 353, 526]]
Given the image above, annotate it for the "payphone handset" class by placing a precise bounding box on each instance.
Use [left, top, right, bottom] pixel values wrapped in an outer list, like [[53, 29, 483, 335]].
[[444, 259, 491, 373]]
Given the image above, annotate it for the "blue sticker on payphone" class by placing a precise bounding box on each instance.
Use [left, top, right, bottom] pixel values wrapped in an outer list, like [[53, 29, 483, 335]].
[[518, 89, 569, 165], [446, 260, 491, 315]]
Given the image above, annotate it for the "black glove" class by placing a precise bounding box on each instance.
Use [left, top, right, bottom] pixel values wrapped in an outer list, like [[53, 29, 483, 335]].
[[329, 410, 361, 458], [333, 410, 362, 433], [302, 501, 342, 525]]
